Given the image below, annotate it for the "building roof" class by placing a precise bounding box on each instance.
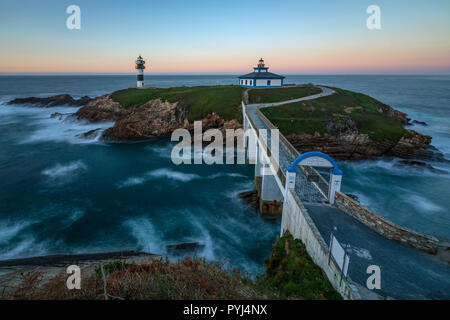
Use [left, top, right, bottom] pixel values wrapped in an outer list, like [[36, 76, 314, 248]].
[[238, 71, 285, 79]]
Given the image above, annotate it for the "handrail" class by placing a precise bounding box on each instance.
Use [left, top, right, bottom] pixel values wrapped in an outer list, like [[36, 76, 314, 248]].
[[244, 109, 286, 187]]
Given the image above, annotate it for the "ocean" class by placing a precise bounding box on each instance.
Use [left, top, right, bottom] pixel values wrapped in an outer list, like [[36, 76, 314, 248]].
[[0, 75, 449, 276]]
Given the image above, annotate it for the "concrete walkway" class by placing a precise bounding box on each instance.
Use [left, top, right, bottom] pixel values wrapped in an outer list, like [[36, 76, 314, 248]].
[[245, 86, 335, 109], [244, 87, 450, 300]]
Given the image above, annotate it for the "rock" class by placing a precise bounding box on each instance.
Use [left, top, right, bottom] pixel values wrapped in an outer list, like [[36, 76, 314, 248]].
[[8, 94, 92, 107], [397, 160, 427, 167], [81, 93, 243, 142], [102, 99, 189, 141], [166, 242, 205, 253], [77, 128, 102, 139], [50, 112, 71, 120], [395, 159, 445, 172], [387, 108, 409, 125], [202, 112, 224, 130], [345, 193, 359, 202], [412, 120, 428, 126], [286, 129, 434, 161], [76, 95, 127, 122], [238, 190, 259, 210]]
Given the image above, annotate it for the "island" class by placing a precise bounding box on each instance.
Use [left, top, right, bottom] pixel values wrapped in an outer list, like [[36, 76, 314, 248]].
[[8, 84, 442, 162]]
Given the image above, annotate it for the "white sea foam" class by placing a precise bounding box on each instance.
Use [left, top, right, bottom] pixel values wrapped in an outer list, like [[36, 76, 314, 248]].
[[1, 104, 114, 145], [124, 218, 164, 254], [0, 220, 32, 244], [147, 168, 201, 182], [0, 237, 49, 260], [407, 194, 445, 213], [117, 176, 147, 188], [186, 216, 216, 261], [117, 168, 245, 189], [345, 245, 373, 260], [42, 160, 87, 178]]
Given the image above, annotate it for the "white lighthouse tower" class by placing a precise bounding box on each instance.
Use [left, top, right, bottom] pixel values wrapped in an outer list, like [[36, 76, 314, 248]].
[[135, 55, 146, 88]]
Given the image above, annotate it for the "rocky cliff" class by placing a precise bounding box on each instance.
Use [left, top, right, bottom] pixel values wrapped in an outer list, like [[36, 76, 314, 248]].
[[286, 130, 435, 160], [75, 94, 242, 141]]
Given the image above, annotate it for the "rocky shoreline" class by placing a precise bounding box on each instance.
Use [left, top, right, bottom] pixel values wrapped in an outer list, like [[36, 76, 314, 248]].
[[6, 91, 444, 163]]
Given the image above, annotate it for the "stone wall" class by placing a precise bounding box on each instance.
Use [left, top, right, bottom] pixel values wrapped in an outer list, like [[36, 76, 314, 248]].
[[281, 189, 363, 300], [334, 192, 439, 254]]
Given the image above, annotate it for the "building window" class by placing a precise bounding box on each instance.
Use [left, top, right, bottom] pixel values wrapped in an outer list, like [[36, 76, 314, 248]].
[[267, 80, 271, 86], [245, 80, 248, 85]]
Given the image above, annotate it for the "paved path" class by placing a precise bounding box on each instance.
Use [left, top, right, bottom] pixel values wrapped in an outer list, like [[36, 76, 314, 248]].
[[244, 87, 450, 299], [306, 204, 450, 299], [246, 86, 335, 109]]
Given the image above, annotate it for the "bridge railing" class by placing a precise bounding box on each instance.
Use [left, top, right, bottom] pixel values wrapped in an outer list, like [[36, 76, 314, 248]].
[[244, 106, 286, 187], [256, 108, 330, 197]]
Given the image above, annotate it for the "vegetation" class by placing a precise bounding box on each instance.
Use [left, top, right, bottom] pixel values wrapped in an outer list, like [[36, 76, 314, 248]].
[[110, 85, 245, 122], [247, 85, 322, 104], [260, 233, 341, 300], [260, 87, 409, 141], [2, 235, 340, 300]]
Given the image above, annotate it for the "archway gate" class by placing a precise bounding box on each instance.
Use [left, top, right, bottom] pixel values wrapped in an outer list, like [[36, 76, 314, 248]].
[[285, 152, 343, 204]]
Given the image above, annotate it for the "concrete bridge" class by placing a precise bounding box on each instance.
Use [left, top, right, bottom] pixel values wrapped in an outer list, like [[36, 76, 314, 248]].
[[241, 87, 450, 300]]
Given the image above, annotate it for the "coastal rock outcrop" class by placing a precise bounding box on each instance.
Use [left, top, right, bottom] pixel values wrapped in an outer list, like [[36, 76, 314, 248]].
[[286, 129, 433, 160], [76, 95, 242, 141], [8, 94, 91, 107], [75, 95, 127, 121], [101, 99, 189, 140]]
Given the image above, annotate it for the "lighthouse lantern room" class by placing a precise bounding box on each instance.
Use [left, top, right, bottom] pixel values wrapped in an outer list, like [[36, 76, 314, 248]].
[[135, 55, 146, 88]]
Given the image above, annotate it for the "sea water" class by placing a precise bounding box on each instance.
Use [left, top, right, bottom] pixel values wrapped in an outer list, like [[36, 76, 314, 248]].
[[0, 75, 448, 276]]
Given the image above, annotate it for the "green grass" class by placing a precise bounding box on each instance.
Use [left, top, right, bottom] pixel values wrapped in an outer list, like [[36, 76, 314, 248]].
[[260, 87, 409, 141], [247, 85, 322, 104], [110, 85, 245, 122], [260, 233, 341, 300]]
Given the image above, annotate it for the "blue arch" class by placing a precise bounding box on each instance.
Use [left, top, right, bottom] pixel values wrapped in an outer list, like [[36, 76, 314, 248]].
[[287, 151, 343, 175]]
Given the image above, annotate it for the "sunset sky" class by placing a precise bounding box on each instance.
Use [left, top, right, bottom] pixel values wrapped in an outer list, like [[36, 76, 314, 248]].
[[1, 0, 449, 74]]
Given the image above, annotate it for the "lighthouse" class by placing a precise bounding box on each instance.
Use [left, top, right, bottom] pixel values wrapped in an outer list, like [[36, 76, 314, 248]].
[[135, 55, 146, 88], [238, 58, 285, 88]]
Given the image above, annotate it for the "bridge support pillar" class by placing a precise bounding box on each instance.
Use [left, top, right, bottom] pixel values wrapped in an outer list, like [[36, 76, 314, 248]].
[[259, 167, 284, 218]]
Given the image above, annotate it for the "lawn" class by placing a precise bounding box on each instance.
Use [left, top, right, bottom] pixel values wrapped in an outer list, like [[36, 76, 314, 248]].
[[260, 87, 409, 142], [247, 85, 322, 104], [110, 85, 245, 122]]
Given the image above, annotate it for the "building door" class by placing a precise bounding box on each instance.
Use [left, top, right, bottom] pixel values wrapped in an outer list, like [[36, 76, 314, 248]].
[[267, 80, 271, 86]]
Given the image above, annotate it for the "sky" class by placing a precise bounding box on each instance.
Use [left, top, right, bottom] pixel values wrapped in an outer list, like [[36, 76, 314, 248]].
[[0, 0, 449, 74]]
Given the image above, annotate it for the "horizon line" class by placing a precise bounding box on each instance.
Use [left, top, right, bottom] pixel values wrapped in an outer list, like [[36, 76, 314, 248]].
[[1, 72, 450, 76]]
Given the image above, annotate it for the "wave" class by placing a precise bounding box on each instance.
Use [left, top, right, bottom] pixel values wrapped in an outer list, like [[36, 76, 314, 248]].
[[406, 194, 445, 214], [348, 245, 372, 260], [117, 168, 247, 189], [42, 160, 87, 178], [0, 104, 114, 145], [340, 158, 449, 179], [124, 218, 164, 254], [147, 168, 201, 182], [0, 236, 49, 260], [0, 220, 32, 244]]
